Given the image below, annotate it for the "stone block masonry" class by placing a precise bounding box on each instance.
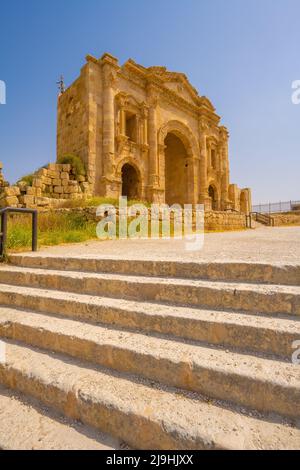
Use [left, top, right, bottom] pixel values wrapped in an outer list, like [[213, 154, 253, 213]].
[[45, 206, 247, 232], [271, 211, 300, 226], [57, 52, 252, 214], [0, 162, 91, 209], [0, 254, 299, 449]]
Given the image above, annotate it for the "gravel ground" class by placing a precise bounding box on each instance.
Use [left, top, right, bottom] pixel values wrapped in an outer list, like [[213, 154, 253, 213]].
[[19, 226, 300, 264]]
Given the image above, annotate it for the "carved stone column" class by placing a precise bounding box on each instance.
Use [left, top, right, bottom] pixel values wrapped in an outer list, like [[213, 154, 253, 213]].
[[102, 64, 117, 177], [185, 155, 198, 205], [148, 87, 159, 187], [141, 104, 149, 145], [120, 108, 126, 136], [220, 127, 230, 210], [148, 109, 158, 180], [199, 120, 209, 207]]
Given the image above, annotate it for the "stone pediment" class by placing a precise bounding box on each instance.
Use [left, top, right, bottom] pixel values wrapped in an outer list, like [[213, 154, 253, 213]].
[[122, 59, 212, 109], [147, 66, 200, 106]]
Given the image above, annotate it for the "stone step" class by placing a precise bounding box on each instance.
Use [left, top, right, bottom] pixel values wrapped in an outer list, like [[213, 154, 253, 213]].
[[0, 384, 123, 450], [0, 284, 298, 359], [0, 307, 299, 419], [0, 265, 299, 315], [0, 341, 299, 450], [9, 254, 300, 286]]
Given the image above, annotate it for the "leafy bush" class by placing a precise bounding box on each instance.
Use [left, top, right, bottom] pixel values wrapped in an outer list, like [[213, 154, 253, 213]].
[[17, 163, 49, 186], [18, 173, 34, 186], [57, 154, 86, 178]]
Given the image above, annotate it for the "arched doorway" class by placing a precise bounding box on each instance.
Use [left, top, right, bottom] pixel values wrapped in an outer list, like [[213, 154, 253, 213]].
[[164, 132, 189, 206], [121, 163, 140, 200], [208, 185, 218, 211]]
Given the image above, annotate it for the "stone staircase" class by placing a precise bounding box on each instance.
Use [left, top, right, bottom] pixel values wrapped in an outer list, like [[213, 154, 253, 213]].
[[0, 254, 299, 449]]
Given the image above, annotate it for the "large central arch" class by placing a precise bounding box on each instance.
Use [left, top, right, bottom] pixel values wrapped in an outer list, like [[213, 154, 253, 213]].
[[164, 133, 188, 206], [158, 120, 199, 206]]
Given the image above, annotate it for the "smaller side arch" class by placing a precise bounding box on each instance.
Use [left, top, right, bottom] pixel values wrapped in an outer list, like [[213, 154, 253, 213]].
[[117, 158, 143, 200], [208, 181, 220, 211]]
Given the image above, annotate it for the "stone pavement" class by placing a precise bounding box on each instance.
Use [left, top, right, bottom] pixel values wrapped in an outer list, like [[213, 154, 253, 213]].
[[21, 226, 300, 264]]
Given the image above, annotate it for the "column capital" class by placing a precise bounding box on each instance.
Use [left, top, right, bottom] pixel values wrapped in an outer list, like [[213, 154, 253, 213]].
[[103, 68, 118, 89], [219, 125, 229, 141], [147, 84, 160, 108], [115, 91, 128, 107], [140, 102, 149, 118], [199, 117, 210, 133]]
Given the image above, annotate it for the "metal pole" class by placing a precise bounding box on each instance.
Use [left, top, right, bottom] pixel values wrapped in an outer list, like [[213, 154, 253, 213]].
[[0, 212, 4, 257], [32, 211, 38, 252], [1, 211, 8, 257]]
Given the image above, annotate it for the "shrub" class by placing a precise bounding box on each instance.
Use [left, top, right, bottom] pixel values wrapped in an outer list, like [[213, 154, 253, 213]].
[[17, 173, 34, 186], [17, 163, 49, 186], [57, 154, 86, 178]]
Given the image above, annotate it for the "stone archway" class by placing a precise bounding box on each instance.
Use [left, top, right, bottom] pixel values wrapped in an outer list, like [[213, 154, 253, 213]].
[[121, 163, 140, 200], [164, 132, 189, 206], [158, 120, 199, 205], [208, 184, 218, 211]]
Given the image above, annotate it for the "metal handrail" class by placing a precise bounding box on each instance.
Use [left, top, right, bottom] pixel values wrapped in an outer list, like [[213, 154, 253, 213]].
[[251, 211, 275, 227], [245, 214, 252, 228], [0, 207, 38, 257]]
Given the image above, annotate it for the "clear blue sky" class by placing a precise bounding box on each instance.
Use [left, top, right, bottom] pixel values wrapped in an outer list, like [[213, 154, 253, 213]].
[[0, 0, 299, 204]]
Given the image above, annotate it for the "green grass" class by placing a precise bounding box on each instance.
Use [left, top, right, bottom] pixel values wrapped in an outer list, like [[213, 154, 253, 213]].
[[6, 212, 98, 251], [5, 202, 245, 253], [59, 196, 151, 208], [5, 196, 152, 252]]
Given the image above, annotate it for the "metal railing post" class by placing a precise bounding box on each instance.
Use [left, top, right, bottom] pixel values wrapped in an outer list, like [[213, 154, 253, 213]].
[[0, 207, 38, 258], [1, 211, 8, 257], [32, 210, 38, 252]]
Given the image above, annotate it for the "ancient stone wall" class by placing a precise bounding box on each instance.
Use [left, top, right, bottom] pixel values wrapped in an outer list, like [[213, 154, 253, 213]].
[[57, 53, 252, 214], [205, 211, 247, 231], [46, 206, 247, 232], [0, 163, 90, 209], [271, 211, 300, 226]]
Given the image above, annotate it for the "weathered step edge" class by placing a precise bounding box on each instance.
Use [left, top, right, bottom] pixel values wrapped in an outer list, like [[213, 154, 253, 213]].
[[0, 315, 299, 420], [1, 342, 300, 450], [0, 285, 298, 359], [0, 267, 299, 316], [9, 255, 300, 286], [0, 384, 123, 450]]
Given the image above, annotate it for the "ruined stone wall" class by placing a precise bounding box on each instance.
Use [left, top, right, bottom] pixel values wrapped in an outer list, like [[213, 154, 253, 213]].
[[0, 163, 90, 209], [50, 206, 247, 232], [56, 53, 252, 214], [205, 211, 247, 231], [271, 211, 300, 226]]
